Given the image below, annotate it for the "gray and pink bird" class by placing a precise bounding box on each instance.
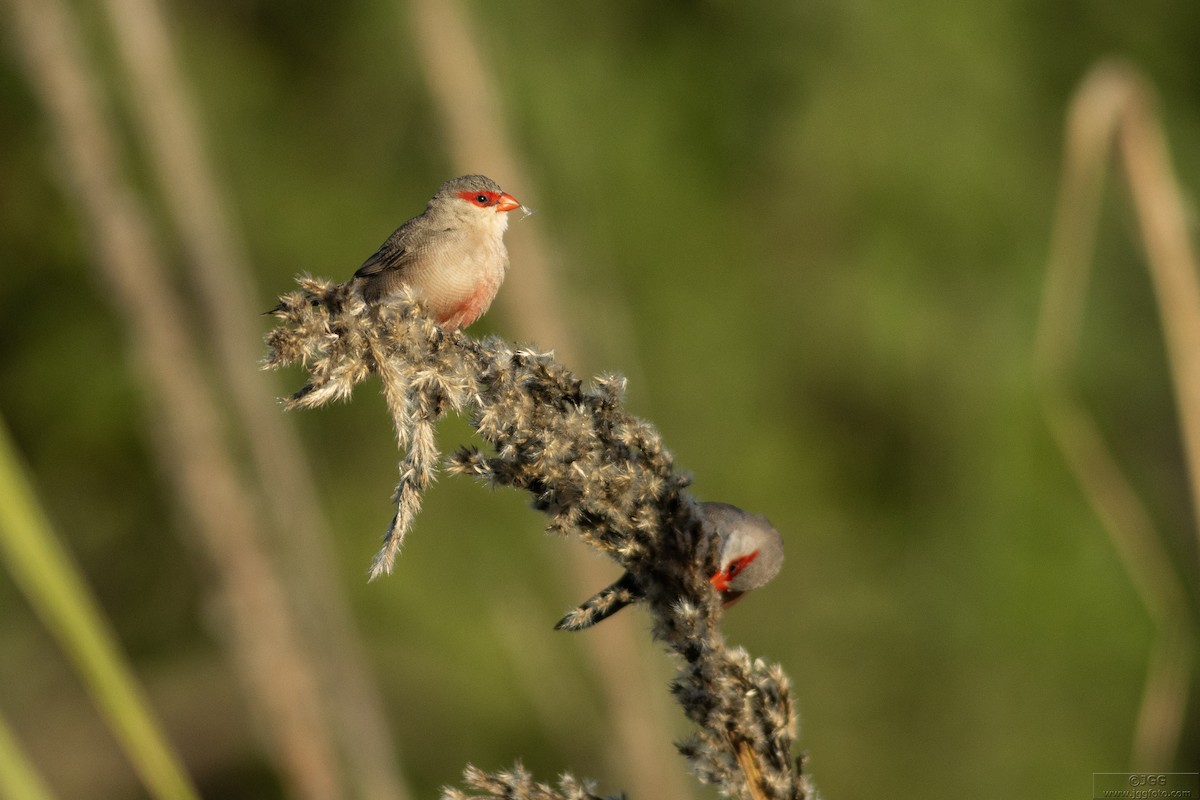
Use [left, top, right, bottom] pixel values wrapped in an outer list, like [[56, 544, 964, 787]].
[[350, 174, 523, 329]]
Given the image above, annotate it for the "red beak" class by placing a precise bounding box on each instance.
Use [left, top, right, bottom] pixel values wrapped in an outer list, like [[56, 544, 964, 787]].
[[709, 569, 730, 593], [709, 569, 744, 608], [496, 192, 521, 212]]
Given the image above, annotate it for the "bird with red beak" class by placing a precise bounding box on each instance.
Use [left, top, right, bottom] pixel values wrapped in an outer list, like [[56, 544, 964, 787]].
[[556, 501, 785, 631], [351, 174, 523, 329]]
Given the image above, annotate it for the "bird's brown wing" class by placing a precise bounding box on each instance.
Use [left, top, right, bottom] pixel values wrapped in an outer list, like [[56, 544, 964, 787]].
[[353, 238, 411, 279], [355, 208, 436, 278], [352, 224, 424, 303]]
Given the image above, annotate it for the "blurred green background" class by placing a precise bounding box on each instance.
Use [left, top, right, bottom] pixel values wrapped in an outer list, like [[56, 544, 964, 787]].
[[2, 0, 1199, 798]]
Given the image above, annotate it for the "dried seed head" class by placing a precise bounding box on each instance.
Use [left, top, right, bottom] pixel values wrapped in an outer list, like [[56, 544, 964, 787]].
[[264, 274, 811, 800]]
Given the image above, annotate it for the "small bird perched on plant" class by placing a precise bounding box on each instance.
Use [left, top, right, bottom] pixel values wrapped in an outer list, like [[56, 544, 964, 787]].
[[350, 174, 523, 329], [556, 502, 785, 631]]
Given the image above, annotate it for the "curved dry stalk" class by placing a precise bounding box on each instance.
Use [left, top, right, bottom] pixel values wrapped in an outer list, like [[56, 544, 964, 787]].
[[1034, 60, 1199, 768], [265, 282, 816, 799], [1132, 626, 1194, 768]]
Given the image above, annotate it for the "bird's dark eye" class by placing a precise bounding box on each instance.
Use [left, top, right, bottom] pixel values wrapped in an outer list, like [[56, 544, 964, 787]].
[[725, 550, 759, 581], [475, 194, 490, 205]]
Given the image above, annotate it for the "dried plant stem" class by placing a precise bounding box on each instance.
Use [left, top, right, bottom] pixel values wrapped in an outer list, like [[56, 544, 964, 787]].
[[736, 740, 770, 800], [95, 0, 410, 794], [1118, 81, 1200, 556], [0, 416, 199, 800], [4, 0, 342, 795], [1132, 626, 1193, 769], [1035, 60, 1198, 768]]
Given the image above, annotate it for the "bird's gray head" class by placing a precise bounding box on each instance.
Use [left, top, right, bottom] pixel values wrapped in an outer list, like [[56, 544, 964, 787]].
[[702, 501, 785, 602], [428, 175, 522, 232], [434, 174, 503, 202]]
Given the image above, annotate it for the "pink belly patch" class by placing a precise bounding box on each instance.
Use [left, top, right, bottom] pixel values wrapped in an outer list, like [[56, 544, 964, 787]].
[[438, 281, 498, 330]]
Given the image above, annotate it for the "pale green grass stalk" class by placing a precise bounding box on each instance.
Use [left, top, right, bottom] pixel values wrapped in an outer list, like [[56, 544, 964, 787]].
[[0, 417, 199, 800], [0, 709, 56, 800]]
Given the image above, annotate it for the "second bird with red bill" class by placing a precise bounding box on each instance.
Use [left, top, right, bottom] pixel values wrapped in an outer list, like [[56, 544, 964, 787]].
[[556, 502, 785, 631]]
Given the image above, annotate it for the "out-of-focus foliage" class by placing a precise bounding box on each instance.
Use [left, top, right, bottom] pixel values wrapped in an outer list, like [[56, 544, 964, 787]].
[[1, 0, 1198, 798]]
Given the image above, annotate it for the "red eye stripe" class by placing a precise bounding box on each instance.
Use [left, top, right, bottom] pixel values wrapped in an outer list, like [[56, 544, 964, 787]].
[[457, 190, 501, 207], [728, 549, 760, 579], [709, 549, 760, 592]]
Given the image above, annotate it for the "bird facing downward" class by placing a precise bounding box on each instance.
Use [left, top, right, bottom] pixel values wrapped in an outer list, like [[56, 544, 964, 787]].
[[351, 174, 522, 329], [555, 501, 785, 631]]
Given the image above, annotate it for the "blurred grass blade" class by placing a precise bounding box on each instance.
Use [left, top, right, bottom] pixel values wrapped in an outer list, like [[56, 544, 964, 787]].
[[95, 0, 411, 795], [0, 709, 56, 800], [0, 417, 199, 800], [4, 0, 345, 793], [405, 4, 691, 796]]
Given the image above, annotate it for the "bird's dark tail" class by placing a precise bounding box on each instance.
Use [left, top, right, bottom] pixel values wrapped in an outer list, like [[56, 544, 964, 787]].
[[554, 571, 643, 631]]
